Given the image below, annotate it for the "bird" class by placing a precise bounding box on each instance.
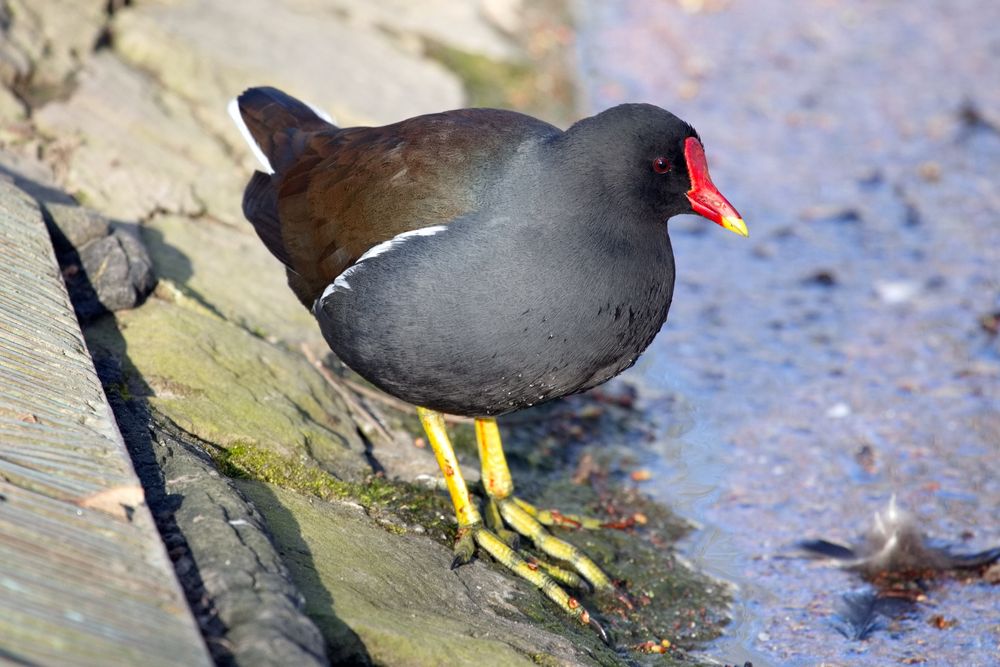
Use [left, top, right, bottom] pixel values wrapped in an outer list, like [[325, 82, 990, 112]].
[[229, 86, 746, 638]]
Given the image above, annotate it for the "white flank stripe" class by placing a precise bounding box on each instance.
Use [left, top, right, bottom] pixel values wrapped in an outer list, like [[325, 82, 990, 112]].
[[355, 225, 448, 263], [227, 97, 274, 174], [328, 275, 349, 297], [315, 225, 448, 307]]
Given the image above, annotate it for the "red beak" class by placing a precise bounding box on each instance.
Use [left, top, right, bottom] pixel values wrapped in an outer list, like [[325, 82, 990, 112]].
[[684, 137, 747, 237]]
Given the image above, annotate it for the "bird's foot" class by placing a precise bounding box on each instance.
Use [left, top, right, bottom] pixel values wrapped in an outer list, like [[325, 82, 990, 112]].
[[484, 496, 614, 593], [509, 496, 636, 531], [452, 521, 610, 644]]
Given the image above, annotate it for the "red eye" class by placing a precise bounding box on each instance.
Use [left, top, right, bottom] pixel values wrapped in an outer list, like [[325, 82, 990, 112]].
[[652, 156, 671, 174]]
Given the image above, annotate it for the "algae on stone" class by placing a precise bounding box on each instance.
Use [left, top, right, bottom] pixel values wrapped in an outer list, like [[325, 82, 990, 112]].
[[236, 481, 597, 666], [84, 296, 369, 479], [421, 1, 578, 127], [213, 439, 455, 539]]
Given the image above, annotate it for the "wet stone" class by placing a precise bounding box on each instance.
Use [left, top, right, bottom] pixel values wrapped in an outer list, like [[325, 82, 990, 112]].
[[42, 201, 111, 253], [61, 227, 156, 322]]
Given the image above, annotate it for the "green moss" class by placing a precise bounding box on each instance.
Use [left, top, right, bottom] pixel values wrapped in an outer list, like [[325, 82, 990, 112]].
[[236, 482, 560, 666], [214, 440, 350, 499], [424, 41, 535, 110], [108, 381, 132, 402], [83, 298, 369, 478], [209, 383, 727, 663], [213, 440, 455, 539], [421, 1, 577, 126], [529, 652, 563, 666]]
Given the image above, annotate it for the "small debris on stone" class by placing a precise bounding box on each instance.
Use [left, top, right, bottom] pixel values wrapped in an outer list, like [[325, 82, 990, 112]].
[[76, 484, 145, 521], [571, 451, 598, 485], [917, 161, 942, 183], [633, 638, 671, 653], [855, 444, 878, 474], [630, 468, 652, 482], [979, 311, 1000, 336], [928, 614, 957, 630]]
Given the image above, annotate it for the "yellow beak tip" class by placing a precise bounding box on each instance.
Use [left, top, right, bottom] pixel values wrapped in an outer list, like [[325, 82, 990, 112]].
[[722, 216, 749, 238]]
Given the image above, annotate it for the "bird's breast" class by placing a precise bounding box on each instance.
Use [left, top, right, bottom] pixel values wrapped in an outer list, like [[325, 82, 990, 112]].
[[317, 219, 675, 416]]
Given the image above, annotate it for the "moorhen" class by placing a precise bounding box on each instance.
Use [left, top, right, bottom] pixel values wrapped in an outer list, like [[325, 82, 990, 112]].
[[230, 87, 746, 636]]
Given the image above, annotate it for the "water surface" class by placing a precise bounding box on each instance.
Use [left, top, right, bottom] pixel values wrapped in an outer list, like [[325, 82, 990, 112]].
[[577, 1, 1000, 664]]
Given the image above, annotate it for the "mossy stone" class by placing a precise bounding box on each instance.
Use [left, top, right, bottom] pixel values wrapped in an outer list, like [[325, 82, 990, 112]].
[[85, 297, 368, 479], [236, 482, 595, 666]]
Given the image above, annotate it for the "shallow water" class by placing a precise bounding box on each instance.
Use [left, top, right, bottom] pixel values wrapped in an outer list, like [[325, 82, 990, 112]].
[[576, 1, 1000, 664]]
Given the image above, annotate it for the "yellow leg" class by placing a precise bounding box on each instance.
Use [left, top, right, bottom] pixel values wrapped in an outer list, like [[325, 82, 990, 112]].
[[475, 417, 613, 592], [418, 408, 481, 528], [418, 408, 606, 641], [476, 418, 513, 499]]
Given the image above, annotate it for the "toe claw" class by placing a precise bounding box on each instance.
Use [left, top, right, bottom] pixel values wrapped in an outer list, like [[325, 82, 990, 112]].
[[587, 615, 611, 647], [452, 526, 477, 569]]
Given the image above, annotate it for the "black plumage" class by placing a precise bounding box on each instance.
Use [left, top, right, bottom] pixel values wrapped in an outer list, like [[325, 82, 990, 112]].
[[233, 88, 742, 417]]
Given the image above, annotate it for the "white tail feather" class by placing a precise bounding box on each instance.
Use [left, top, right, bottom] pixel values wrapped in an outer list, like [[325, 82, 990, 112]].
[[303, 98, 337, 125], [227, 97, 274, 174]]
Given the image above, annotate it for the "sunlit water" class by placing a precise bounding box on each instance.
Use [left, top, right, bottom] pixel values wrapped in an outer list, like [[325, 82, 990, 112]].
[[577, 1, 1000, 664]]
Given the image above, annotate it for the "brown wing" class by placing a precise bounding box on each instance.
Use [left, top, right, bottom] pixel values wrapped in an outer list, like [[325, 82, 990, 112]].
[[270, 108, 560, 307]]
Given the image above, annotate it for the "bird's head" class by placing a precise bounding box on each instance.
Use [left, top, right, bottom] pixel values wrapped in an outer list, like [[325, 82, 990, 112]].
[[563, 103, 747, 237]]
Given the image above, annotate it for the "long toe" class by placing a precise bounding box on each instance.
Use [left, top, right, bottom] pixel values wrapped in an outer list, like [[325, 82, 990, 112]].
[[512, 496, 632, 530], [469, 524, 603, 633], [531, 558, 587, 590], [496, 497, 614, 592]]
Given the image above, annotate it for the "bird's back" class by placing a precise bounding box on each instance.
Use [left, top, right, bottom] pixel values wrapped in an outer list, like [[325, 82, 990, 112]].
[[231, 87, 561, 306]]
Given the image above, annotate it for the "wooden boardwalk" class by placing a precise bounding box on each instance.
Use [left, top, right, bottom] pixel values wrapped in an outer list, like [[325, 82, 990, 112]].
[[0, 181, 211, 666]]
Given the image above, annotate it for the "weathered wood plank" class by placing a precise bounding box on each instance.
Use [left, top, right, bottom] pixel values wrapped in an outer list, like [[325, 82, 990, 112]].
[[0, 180, 211, 666]]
